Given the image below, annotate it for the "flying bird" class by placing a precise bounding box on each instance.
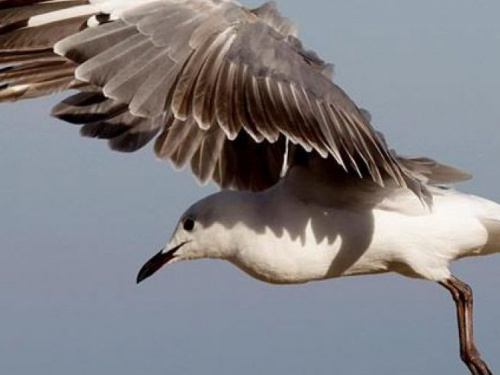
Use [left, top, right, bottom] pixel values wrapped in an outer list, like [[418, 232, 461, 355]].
[[0, 0, 497, 374]]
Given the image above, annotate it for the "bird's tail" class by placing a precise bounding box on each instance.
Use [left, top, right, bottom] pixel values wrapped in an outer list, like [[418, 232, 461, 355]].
[[479, 217, 500, 255], [467, 194, 500, 255]]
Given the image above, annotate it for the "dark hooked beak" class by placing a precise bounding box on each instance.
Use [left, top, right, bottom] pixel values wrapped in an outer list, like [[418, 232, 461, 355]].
[[136, 242, 186, 284]]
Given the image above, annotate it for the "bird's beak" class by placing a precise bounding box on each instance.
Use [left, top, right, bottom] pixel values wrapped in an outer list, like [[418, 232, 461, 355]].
[[136, 242, 186, 284]]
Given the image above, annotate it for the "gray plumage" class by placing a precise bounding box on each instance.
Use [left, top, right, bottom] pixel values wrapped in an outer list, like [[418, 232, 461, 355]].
[[0, 0, 469, 198]]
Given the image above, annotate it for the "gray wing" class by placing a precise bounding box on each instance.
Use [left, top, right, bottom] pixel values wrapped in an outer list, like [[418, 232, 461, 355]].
[[0, 0, 426, 197], [52, 89, 286, 190], [0, 0, 93, 100]]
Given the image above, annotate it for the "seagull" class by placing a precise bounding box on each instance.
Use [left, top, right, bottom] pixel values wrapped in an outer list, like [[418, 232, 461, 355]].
[[0, 1, 497, 374]]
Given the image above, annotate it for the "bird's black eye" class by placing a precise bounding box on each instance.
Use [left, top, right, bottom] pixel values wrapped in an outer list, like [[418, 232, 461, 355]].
[[183, 217, 195, 232]]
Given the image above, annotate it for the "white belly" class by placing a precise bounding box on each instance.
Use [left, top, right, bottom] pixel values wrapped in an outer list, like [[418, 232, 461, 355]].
[[230, 189, 493, 284]]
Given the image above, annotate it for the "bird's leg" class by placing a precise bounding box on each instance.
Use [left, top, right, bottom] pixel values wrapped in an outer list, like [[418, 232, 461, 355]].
[[439, 276, 493, 375]]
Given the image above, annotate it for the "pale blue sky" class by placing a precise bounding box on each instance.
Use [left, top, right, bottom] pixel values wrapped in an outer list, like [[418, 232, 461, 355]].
[[1, 1, 499, 374]]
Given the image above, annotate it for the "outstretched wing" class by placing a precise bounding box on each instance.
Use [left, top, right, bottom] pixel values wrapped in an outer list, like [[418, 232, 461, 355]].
[[0, 0, 432, 199]]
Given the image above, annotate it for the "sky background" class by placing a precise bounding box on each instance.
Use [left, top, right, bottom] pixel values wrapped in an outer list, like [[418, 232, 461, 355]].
[[1, 1, 500, 374]]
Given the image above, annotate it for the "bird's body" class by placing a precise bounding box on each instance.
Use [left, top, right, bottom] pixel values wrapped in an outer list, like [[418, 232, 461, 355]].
[[1, 0, 497, 373], [170, 161, 500, 285]]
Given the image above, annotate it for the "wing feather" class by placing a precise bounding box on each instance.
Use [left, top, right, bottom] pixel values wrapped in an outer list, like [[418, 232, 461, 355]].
[[1, 0, 460, 199], [213, 60, 240, 139]]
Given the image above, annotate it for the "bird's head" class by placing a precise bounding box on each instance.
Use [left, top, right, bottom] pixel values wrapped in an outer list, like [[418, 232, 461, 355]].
[[136, 191, 249, 284]]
